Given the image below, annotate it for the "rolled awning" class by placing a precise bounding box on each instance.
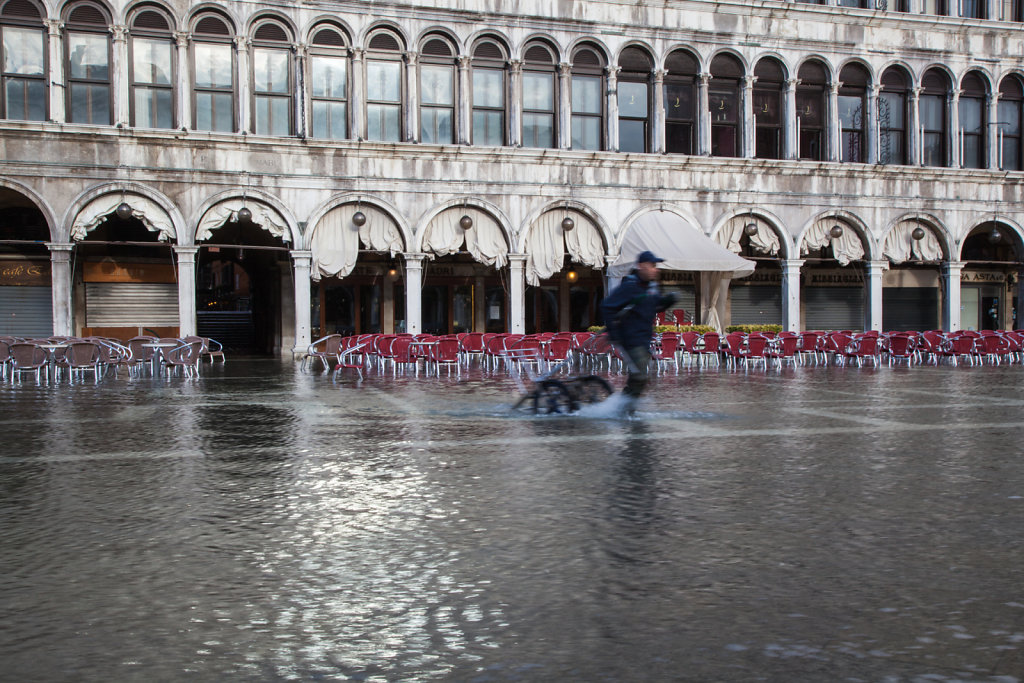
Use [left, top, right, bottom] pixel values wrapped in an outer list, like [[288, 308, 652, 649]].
[[609, 212, 755, 278]]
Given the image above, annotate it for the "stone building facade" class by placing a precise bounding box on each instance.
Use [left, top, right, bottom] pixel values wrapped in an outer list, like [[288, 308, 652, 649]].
[[1, 0, 1023, 353]]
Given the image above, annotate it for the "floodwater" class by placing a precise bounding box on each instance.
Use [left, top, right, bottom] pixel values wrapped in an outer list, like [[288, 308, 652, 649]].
[[2, 359, 1024, 682]]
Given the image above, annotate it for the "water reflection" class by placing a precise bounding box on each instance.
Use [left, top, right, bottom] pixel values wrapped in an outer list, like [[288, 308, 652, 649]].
[[3, 360, 1024, 680]]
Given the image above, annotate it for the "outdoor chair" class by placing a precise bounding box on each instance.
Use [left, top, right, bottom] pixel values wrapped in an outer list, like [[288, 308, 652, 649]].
[[332, 340, 368, 382], [841, 334, 880, 367], [62, 341, 102, 381], [678, 331, 701, 366], [652, 333, 681, 373], [697, 332, 720, 366], [884, 333, 916, 365], [978, 332, 1011, 365], [0, 340, 10, 380], [184, 335, 226, 363], [9, 343, 47, 381], [428, 337, 462, 376], [386, 336, 419, 374], [126, 336, 157, 376], [302, 334, 343, 373], [459, 332, 485, 365], [162, 340, 204, 377], [766, 334, 799, 368], [541, 336, 573, 369]]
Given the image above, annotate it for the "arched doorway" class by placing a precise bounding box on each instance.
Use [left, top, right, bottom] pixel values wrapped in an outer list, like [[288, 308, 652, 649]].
[[308, 201, 405, 337], [960, 220, 1024, 330], [800, 216, 868, 331], [717, 212, 785, 326], [420, 205, 510, 334], [71, 194, 178, 339], [0, 189, 52, 337], [195, 201, 291, 354], [523, 207, 606, 333], [881, 218, 945, 331]]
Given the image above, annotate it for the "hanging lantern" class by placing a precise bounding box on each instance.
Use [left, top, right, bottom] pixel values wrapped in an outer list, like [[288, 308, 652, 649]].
[[829, 224, 844, 239], [460, 214, 473, 230], [561, 216, 575, 232], [566, 270, 579, 283], [115, 202, 133, 221], [237, 206, 253, 224], [743, 222, 758, 237], [911, 227, 926, 241], [352, 210, 367, 227], [988, 227, 1003, 244]]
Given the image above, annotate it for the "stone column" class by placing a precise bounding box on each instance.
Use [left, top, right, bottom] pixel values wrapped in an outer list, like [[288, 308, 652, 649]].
[[457, 55, 471, 145], [351, 47, 365, 140], [742, 75, 756, 158], [558, 62, 572, 149], [295, 43, 308, 138], [867, 84, 880, 164], [508, 59, 522, 147], [47, 19, 64, 122], [404, 51, 419, 142], [653, 69, 666, 154], [910, 86, 922, 166], [235, 36, 250, 134], [782, 259, 804, 333], [508, 254, 527, 333], [988, 91, 1001, 169], [175, 31, 191, 129], [943, 261, 965, 331], [865, 260, 887, 332], [173, 246, 199, 337], [950, 88, 961, 168], [698, 72, 711, 156], [784, 77, 799, 160], [404, 253, 425, 334], [47, 243, 74, 336], [111, 25, 130, 126], [606, 65, 620, 152], [828, 81, 841, 162], [290, 250, 312, 354]]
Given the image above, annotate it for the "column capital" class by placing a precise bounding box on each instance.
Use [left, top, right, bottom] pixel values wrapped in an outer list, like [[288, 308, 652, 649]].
[[46, 242, 75, 255], [698, 72, 712, 85], [350, 47, 365, 61], [289, 249, 313, 261], [404, 51, 419, 67], [173, 245, 200, 258], [110, 24, 128, 42], [174, 31, 190, 48], [402, 252, 428, 266], [865, 259, 890, 273], [558, 62, 572, 76], [785, 77, 801, 89], [508, 59, 522, 74], [507, 253, 527, 266], [46, 18, 63, 35], [782, 258, 805, 273], [457, 55, 472, 69], [233, 35, 251, 51], [742, 75, 758, 88], [943, 260, 966, 274], [604, 65, 621, 79]]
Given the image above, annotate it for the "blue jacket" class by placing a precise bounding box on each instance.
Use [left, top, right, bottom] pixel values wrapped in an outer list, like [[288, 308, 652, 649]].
[[600, 271, 674, 348]]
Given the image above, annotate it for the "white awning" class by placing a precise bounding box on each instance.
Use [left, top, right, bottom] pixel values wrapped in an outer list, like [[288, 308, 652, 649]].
[[609, 212, 755, 278]]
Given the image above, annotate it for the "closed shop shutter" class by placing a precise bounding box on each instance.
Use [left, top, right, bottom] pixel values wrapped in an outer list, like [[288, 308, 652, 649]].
[[0, 286, 53, 337], [883, 287, 939, 331], [729, 286, 782, 326], [804, 286, 864, 331], [663, 285, 695, 323], [85, 282, 179, 326]]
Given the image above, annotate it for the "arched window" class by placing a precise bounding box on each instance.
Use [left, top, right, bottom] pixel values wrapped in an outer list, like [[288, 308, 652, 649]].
[[420, 36, 455, 144], [65, 2, 111, 125], [0, 0, 46, 120], [522, 42, 556, 148], [129, 6, 174, 129], [664, 49, 698, 155], [960, 71, 987, 169], [470, 39, 506, 146], [998, 75, 1023, 170], [365, 29, 403, 142], [879, 67, 910, 165], [797, 61, 827, 161], [251, 19, 293, 136], [753, 58, 784, 160], [192, 12, 235, 132], [921, 68, 949, 167], [838, 63, 869, 163], [618, 46, 652, 153], [308, 24, 348, 140], [709, 54, 741, 157], [1001, 0, 1023, 20], [570, 45, 604, 150]]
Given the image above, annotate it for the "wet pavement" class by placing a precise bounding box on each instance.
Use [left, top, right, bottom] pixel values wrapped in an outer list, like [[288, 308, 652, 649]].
[[2, 360, 1024, 682]]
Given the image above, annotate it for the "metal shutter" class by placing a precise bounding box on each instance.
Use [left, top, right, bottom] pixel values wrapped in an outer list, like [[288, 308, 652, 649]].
[[883, 287, 939, 331], [804, 286, 865, 331], [0, 286, 52, 337], [85, 283, 179, 326], [663, 285, 695, 322], [729, 286, 782, 326]]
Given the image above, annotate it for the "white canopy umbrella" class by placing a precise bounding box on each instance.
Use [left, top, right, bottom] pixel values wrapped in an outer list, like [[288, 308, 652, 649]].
[[610, 212, 756, 331]]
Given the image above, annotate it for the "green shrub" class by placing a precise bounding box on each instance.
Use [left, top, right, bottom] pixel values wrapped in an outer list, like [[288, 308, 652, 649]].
[[724, 324, 783, 334]]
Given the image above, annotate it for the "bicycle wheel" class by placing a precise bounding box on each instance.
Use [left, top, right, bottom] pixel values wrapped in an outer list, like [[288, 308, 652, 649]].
[[533, 379, 577, 414], [575, 375, 613, 404]]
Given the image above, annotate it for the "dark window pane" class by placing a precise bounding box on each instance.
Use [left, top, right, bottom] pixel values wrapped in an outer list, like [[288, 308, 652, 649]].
[[619, 119, 646, 153], [755, 127, 779, 159], [665, 121, 692, 155], [712, 125, 737, 157]]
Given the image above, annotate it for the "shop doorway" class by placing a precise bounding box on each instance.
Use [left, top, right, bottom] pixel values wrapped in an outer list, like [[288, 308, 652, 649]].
[[0, 193, 52, 337]]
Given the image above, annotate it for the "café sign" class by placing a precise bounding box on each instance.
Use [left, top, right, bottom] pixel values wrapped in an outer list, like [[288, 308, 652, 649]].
[[0, 260, 50, 286]]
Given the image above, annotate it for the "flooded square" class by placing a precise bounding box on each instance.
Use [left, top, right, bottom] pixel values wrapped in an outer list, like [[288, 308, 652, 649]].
[[2, 361, 1024, 681]]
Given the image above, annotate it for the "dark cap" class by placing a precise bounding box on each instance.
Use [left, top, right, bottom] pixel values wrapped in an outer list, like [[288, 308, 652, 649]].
[[637, 250, 665, 264]]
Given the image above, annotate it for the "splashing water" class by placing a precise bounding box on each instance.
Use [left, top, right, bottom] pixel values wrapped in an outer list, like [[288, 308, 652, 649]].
[[575, 391, 636, 419]]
